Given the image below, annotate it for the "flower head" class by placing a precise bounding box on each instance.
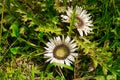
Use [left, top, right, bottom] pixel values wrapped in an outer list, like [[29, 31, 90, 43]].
[[61, 6, 93, 36], [44, 36, 78, 66]]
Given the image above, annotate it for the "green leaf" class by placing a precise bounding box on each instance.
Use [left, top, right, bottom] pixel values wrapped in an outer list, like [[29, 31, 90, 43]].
[[40, 72, 44, 80], [31, 65, 35, 80], [10, 21, 19, 37], [56, 76, 66, 80], [46, 62, 74, 71], [107, 75, 116, 80], [95, 76, 105, 80], [10, 47, 19, 55], [0, 47, 2, 53]]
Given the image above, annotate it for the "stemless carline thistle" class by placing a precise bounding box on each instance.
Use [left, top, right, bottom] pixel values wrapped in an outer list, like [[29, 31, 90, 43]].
[[44, 36, 78, 66], [61, 6, 93, 36]]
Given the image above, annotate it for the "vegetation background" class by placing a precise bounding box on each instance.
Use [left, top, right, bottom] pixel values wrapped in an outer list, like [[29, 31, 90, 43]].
[[0, 0, 120, 80]]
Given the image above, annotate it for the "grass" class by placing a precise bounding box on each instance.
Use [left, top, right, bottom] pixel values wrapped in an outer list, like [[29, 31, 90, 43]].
[[0, 0, 120, 80]]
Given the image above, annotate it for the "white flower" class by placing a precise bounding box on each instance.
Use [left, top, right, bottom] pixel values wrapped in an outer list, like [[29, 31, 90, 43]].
[[61, 6, 93, 36], [44, 36, 78, 66]]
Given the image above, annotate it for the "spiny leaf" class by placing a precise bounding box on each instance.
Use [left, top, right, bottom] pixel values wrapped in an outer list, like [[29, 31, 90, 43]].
[[35, 25, 61, 34]]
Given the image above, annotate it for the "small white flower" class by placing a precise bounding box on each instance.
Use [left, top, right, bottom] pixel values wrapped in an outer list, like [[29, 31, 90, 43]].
[[44, 36, 78, 66], [61, 6, 93, 36]]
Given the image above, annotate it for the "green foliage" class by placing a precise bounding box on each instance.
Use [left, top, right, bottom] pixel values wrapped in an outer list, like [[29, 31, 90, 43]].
[[10, 21, 19, 37], [0, 0, 120, 80], [10, 47, 19, 55]]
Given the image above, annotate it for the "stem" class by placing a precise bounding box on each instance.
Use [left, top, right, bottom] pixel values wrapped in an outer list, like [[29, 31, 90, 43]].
[[68, 6, 76, 36]]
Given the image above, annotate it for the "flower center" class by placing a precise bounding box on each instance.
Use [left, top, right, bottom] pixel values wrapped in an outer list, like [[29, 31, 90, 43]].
[[53, 44, 70, 60], [75, 17, 84, 29]]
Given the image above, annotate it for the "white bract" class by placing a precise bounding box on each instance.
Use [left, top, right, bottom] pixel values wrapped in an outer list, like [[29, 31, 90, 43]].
[[44, 36, 78, 66], [61, 6, 93, 36]]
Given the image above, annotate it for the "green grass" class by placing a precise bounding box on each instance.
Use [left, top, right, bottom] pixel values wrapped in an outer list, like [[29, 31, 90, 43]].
[[0, 0, 120, 80]]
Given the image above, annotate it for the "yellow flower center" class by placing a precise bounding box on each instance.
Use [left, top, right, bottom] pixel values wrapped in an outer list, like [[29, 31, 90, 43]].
[[53, 44, 70, 60]]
